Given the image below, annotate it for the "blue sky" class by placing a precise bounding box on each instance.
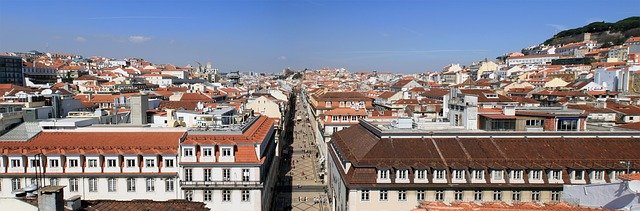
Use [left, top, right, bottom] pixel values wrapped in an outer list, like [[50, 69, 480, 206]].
[[0, 0, 638, 73]]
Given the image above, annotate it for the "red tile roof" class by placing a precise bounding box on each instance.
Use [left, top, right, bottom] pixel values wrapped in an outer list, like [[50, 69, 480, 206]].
[[0, 132, 184, 155], [83, 200, 209, 211], [324, 107, 367, 116], [413, 201, 612, 211]]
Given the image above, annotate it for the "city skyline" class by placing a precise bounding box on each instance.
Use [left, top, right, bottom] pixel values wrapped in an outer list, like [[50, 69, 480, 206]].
[[0, 0, 638, 73]]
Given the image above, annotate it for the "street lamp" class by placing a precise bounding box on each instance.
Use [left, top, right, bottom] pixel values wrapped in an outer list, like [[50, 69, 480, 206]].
[[620, 161, 631, 174]]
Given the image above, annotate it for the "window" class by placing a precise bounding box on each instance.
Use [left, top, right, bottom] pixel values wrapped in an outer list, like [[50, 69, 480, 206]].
[[551, 191, 561, 201], [530, 170, 542, 180], [146, 178, 155, 192], [184, 169, 193, 181], [332, 116, 338, 121], [126, 159, 136, 167], [351, 116, 357, 121], [525, 119, 544, 126], [511, 170, 523, 180], [107, 159, 117, 167], [342, 116, 348, 121], [127, 178, 136, 192], [201, 190, 212, 201], [512, 191, 521, 202], [185, 190, 193, 201], [551, 170, 562, 180], [164, 159, 174, 168], [531, 191, 541, 202], [397, 170, 407, 179], [435, 190, 444, 201], [454, 190, 463, 201], [31, 178, 38, 186], [242, 169, 250, 182], [102, 178, 115, 192], [49, 178, 59, 186], [594, 170, 604, 180], [379, 170, 388, 179], [10, 159, 21, 167], [88, 178, 98, 192], [325, 101, 331, 108], [88, 159, 98, 168], [574, 170, 584, 180], [11, 178, 21, 191], [492, 170, 503, 180], [69, 159, 79, 167], [223, 190, 231, 202], [417, 190, 425, 201], [379, 190, 388, 201], [474, 190, 483, 201], [222, 148, 232, 157], [474, 170, 484, 180], [223, 168, 231, 181], [493, 190, 502, 201], [31, 159, 41, 167], [145, 159, 155, 167], [557, 119, 578, 131], [49, 159, 60, 168], [435, 170, 445, 179], [242, 190, 250, 202], [361, 190, 370, 201], [398, 190, 407, 201], [165, 178, 174, 192], [69, 178, 78, 192], [204, 169, 212, 181], [203, 148, 213, 157], [416, 170, 426, 179], [183, 148, 194, 157], [332, 127, 338, 133], [454, 170, 465, 180]]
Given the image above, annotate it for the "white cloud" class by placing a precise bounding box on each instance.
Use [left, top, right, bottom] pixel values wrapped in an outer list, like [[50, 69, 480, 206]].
[[546, 24, 567, 32], [128, 35, 151, 43], [278, 56, 287, 60], [75, 36, 87, 42]]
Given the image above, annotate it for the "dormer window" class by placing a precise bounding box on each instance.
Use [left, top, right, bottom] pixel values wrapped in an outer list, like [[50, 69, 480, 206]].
[[573, 170, 584, 180], [30, 159, 41, 167], [593, 170, 604, 181], [183, 148, 194, 157], [492, 170, 503, 180], [222, 147, 233, 157], [69, 159, 79, 167], [484, 93, 498, 98], [530, 170, 542, 180], [332, 116, 338, 121], [551, 170, 562, 180], [453, 170, 465, 180], [397, 170, 408, 179], [511, 170, 523, 180], [434, 170, 445, 179], [325, 101, 331, 108], [88, 159, 98, 168], [107, 159, 117, 167], [145, 159, 155, 167], [473, 170, 484, 180], [49, 159, 60, 168], [203, 148, 213, 157], [378, 170, 389, 179], [10, 159, 21, 167], [415, 170, 426, 180]]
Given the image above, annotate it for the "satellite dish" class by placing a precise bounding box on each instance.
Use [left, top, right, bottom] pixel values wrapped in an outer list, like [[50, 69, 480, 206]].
[[628, 180, 640, 193], [41, 89, 53, 95], [24, 184, 38, 192]]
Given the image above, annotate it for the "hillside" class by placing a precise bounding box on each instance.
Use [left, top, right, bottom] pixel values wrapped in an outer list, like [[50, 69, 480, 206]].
[[543, 17, 640, 47]]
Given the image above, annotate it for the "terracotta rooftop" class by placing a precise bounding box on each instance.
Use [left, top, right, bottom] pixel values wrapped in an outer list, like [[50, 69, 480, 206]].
[[0, 131, 184, 155], [82, 200, 209, 211], [324, 107, 367, 116]]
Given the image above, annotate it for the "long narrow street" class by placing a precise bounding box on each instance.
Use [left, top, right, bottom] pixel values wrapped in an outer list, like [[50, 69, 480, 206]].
[[274, 91, 329, 211]]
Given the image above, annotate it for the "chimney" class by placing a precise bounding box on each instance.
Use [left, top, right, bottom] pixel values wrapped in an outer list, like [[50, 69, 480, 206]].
[[38, 186, 65, 211]]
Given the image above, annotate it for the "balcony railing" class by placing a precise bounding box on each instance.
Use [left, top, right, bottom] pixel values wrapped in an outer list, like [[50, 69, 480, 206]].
[[179, 180, 262, 188]]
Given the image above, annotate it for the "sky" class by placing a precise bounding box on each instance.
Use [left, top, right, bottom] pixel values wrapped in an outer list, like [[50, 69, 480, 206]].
[[0, 0, 638, 73]]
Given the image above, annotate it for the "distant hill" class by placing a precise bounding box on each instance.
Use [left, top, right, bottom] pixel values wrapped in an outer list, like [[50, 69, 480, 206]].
[[543, 17, 640, 47]]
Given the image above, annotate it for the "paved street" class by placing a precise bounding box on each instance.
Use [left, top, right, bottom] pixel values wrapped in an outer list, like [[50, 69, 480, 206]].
[[274, 92, 329, 211]]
